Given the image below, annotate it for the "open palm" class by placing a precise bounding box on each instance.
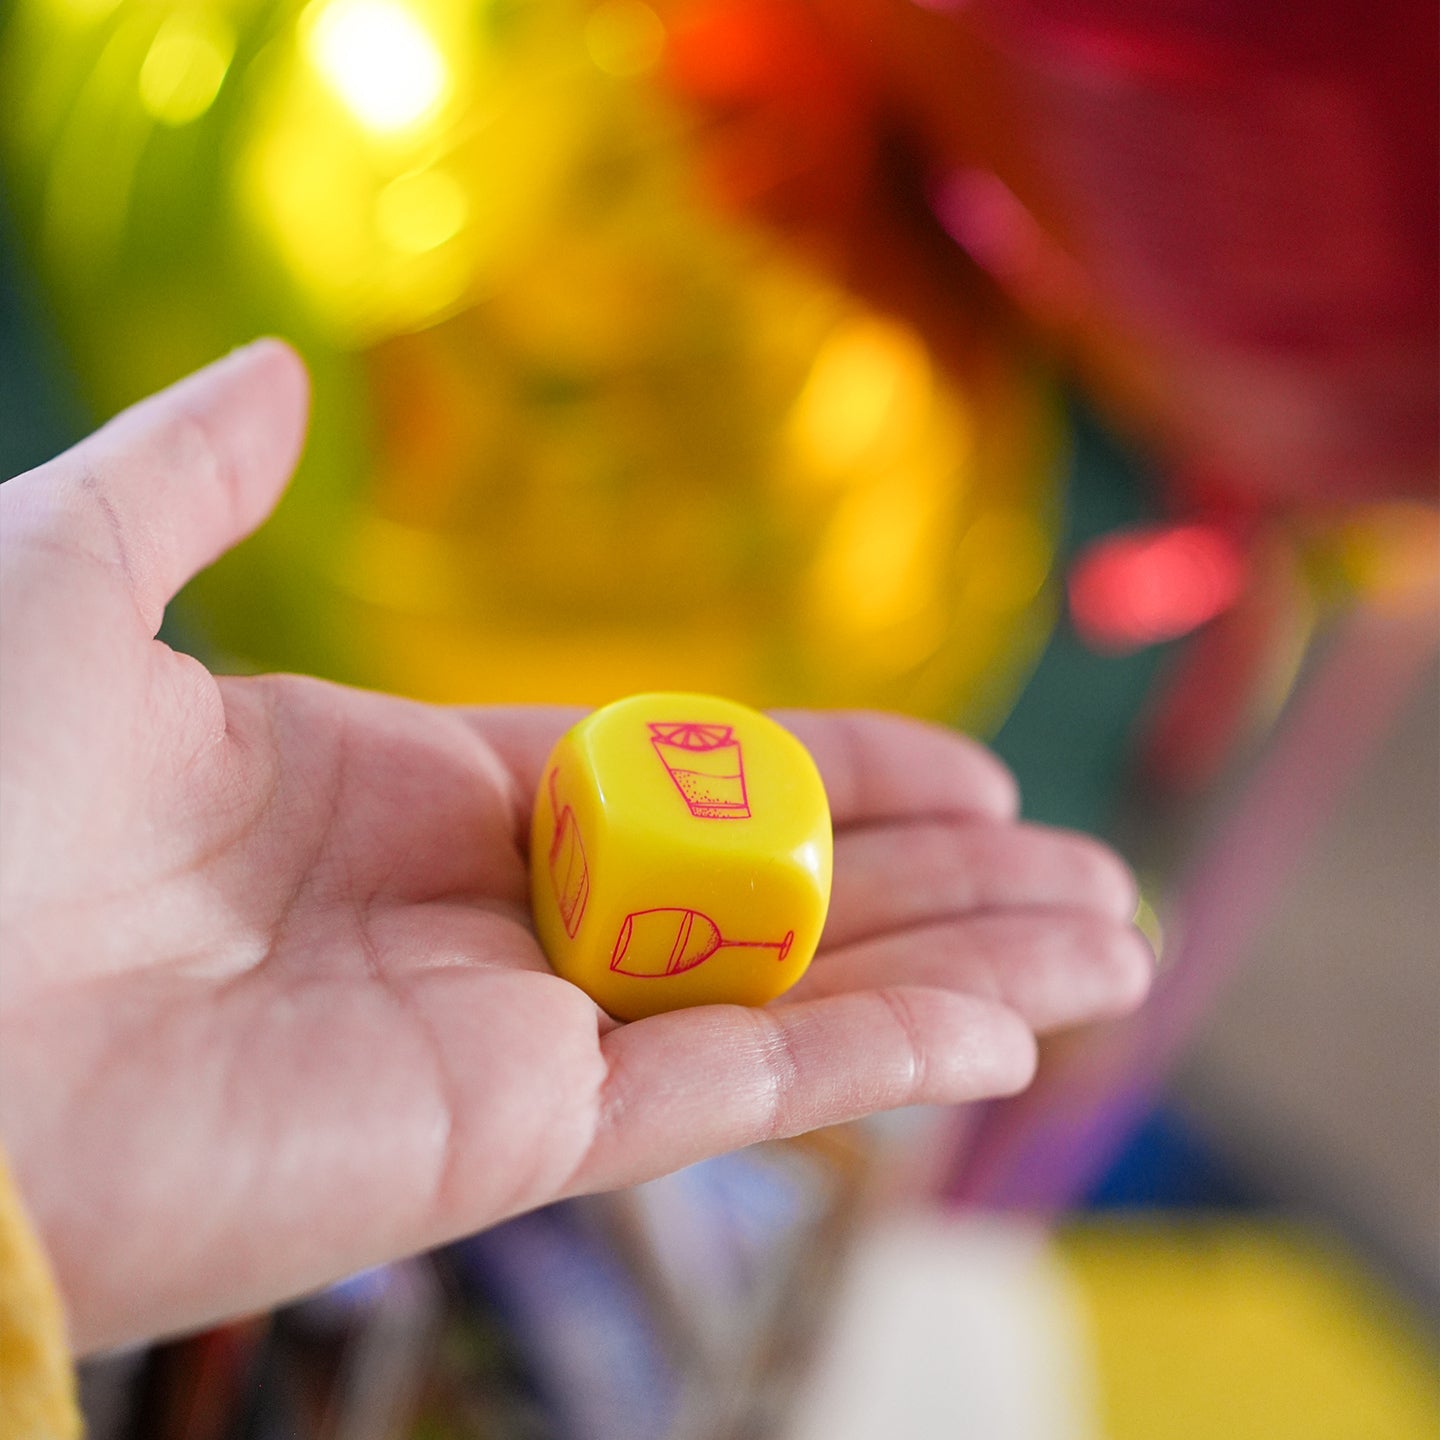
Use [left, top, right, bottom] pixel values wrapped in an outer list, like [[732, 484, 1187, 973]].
[[0, 343, 1150, 1353]]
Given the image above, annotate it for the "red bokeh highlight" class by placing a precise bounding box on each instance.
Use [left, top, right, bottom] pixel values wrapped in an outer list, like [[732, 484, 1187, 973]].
[[1069, 523, 1248, 653]]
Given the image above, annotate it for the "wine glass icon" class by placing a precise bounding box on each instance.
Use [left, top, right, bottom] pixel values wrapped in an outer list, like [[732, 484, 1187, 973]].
[[609, 907, 795, 978]]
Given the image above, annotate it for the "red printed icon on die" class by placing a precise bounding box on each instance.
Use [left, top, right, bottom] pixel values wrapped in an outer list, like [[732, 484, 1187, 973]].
[[546, 768, 589, 938], [648, 722, 750, 819], [609, 906, 794, 978]]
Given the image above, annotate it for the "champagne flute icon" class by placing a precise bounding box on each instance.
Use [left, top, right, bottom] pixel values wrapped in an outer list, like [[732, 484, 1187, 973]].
[[610, 907, 795, 978]]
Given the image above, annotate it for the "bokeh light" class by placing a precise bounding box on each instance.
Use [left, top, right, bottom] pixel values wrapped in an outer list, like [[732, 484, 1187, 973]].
[[137, 11, 234, 126], [585, 0, 665, 77], [306, 0, 450, 136], [1069, 524, 1248, 654], [0, 0, 1065, 725]]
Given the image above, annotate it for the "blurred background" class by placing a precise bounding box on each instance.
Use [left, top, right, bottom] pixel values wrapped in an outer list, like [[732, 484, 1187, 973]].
[[1, 0, 1437, 1435]]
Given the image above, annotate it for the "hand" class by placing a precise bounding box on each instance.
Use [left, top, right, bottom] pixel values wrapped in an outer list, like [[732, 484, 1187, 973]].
[[0, 343, 1152, 1352]]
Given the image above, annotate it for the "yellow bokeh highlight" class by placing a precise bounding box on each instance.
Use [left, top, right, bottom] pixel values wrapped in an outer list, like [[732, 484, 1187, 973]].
[[47, 0, 120, 23], [250, 115, 372, 315], [1329, 503, 1440, 615], [2, 0, 1064, 726], [305, 0, 449, 135], [245, 73, 477, 337], [790, 313, 994, 689], [788, 317, 934, 479], [241, 0, 583, 341], [531, 694, 832, 1021], [375, 167, 468, 253], [956, 509, 1051, 614], [808, 460, 950, 668], [1131, 887, 1164, 964], [138, 11, 234, 125], [585, 0, 665, 78], [48, 0, 120, 24], [1060, 1222, 1440, 1440]]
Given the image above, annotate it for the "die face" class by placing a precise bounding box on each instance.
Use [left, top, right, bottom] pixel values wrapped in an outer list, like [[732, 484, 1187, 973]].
[[531, 736, 609, 978], [530, 693, 832, 1021]]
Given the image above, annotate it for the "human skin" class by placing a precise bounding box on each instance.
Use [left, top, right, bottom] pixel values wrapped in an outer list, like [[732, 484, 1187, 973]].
[[0, 341, 1152, 1352]]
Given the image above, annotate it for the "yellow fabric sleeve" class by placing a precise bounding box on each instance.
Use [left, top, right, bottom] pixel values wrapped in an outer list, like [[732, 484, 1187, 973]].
[[0, 1150, 81, 1440]]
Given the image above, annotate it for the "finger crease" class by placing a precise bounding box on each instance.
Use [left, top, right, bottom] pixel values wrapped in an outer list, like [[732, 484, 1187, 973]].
[[877, 989, 924, 1097], [754, 1010, 803, 1142]]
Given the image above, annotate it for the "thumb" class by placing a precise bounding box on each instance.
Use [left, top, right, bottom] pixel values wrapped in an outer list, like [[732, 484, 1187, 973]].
[[1, 340, 310, 635]]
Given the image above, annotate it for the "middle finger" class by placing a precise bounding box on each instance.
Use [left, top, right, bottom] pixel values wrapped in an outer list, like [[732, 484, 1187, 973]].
[[823, 817, 1138, 951]]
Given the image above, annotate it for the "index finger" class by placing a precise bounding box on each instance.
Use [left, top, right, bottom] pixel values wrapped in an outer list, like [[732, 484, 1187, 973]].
[[770, 709, 1019, 828], [461, 704, 1018, 833]]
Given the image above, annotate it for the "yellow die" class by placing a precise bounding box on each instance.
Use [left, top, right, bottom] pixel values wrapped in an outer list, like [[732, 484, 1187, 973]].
[[530, 693, 832, 1021]]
